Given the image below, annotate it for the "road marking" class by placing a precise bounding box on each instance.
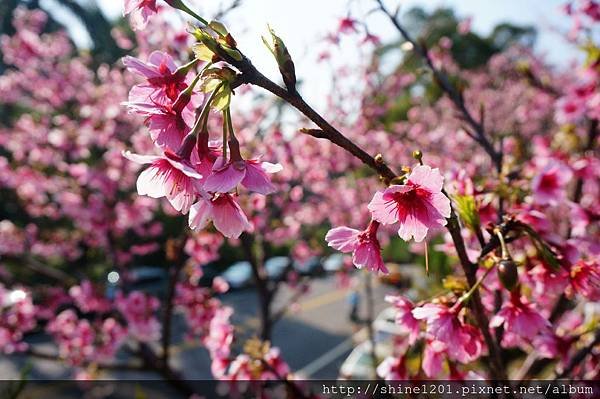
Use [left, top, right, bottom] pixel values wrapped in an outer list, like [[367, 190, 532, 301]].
[[298, 288, 348, 312], [296, 335, 355, 377], [296, 327, 368, 378]]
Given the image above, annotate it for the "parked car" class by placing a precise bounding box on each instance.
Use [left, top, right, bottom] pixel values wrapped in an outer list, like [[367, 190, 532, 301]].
[[220, 257, 292, 289], [339, 341, 392, 380], [292, 256, 323, 275], [373, 307, 404, 342], [125, 266, 168, 297], [339, 307, 404, 380], [221, 261, 253, 289], [264, 256, 291, 280], [323, 253, 345, 273]]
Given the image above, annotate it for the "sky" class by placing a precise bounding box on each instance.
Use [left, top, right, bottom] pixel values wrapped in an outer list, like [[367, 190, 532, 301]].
[[41, 0, 578, 112]]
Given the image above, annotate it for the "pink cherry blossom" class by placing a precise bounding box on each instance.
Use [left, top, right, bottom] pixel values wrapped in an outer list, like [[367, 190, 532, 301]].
[[123, 51, 187, 103], [123, 0, 158, 30], [531, 161, 573, 205], [115, 291, 161, 342], [0, 285, 36, 354], [325, 220, 388, 274], [203, 306, 234, 360], [422, 339, 446, 378], [188, 193, 252, 239], [377, 356, 408, 380], [203, 157, 283, 195], [368, 165, 451, 242], [124, 150, 202, 214], [568, 259, 600, 300], [490, 292, 550, 345], [384, 295, 420, 344], [126, 96, 195, 151], [412, 303, 483, 363]]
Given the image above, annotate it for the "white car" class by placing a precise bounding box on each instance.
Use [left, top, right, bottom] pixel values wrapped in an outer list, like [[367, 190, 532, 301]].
[[339, 341, 391, 380], [339, 307, 404, 380]]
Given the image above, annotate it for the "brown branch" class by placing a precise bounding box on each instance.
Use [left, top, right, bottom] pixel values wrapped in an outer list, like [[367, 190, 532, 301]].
[[161, 237, 187, 368], [232, 60, 398, 182], [375, 0, 501, 168], [218, 10, 507, 380]]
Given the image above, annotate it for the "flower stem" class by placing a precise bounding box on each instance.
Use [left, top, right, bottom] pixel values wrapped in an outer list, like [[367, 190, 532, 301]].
[[167, 0, 208, 26], [458, 264, 495, 305]]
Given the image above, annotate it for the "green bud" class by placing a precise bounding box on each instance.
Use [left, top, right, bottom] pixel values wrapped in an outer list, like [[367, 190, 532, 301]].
[[209, 20, 229, 37], [262, 25, 296, 92]]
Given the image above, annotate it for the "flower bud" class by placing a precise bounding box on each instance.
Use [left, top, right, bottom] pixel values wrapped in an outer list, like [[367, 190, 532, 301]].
[[262, 26, 296, 92], [497, 258, 519, 291]]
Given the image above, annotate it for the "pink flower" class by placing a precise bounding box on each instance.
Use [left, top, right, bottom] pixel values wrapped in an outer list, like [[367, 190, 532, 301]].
[[490, 292, 549, 344], [377, 356, 408, 380], [123, 0, 158, 30], [212, 277, 230, 294], [203, 157, 283, 195], [126, 97, 195, 151], [188, 193, 252, 239], [384, 295, 420, 344], [115, 291, 161, 342], [422, 339, 446, 378], [325, 221, 388, 274], [569, 259, 600, 300], [123, 51, 187, 103], [412, 303, 482, 363], [262, 348, 291, 379], [368, 165, 451, 242], [124, 150, 202, 214], [531, 161, 573, 206], [203, 306, 234, 360], [338, 17, 358, 34]]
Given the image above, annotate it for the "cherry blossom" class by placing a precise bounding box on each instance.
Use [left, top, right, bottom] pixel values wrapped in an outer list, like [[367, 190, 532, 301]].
[[123, 0, 158, 30], [325, 221, 388, 274], [203, 157, 283, 195], [384, 295, 420, 344], [368, 165, 451, 242], [124, 150, 202, 214], [490, 292, 550, 346], [188, 193, 252, 239]]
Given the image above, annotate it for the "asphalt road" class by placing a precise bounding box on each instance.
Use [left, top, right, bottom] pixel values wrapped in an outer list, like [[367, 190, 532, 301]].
[[0, 272, 397, 396]]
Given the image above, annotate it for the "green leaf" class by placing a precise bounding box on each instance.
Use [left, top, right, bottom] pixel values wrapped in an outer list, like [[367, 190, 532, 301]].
[[453, 194, 480, 232]]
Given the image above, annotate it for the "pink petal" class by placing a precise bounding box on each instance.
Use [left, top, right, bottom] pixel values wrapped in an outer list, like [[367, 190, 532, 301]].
[[211, 195, 251, 238], [165, 157, 203, 179], [260, 161, 283, 174], [122, 55, 160, 78], [397, 212, 429, 242], [368, 191, 399, 225], [148, 51, 177, 72], [136, 167, 167, 198], [408, 165, 444, 192], [146, 114, 187, 151], [241, 163, 277, 195], [325, 226, 360, 253], [412, 304, 443, 320], [122, 150, 160, 165], [430, 192, 451, 219], [204, 162, 246, 193], [188, 199, 212, 230]]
